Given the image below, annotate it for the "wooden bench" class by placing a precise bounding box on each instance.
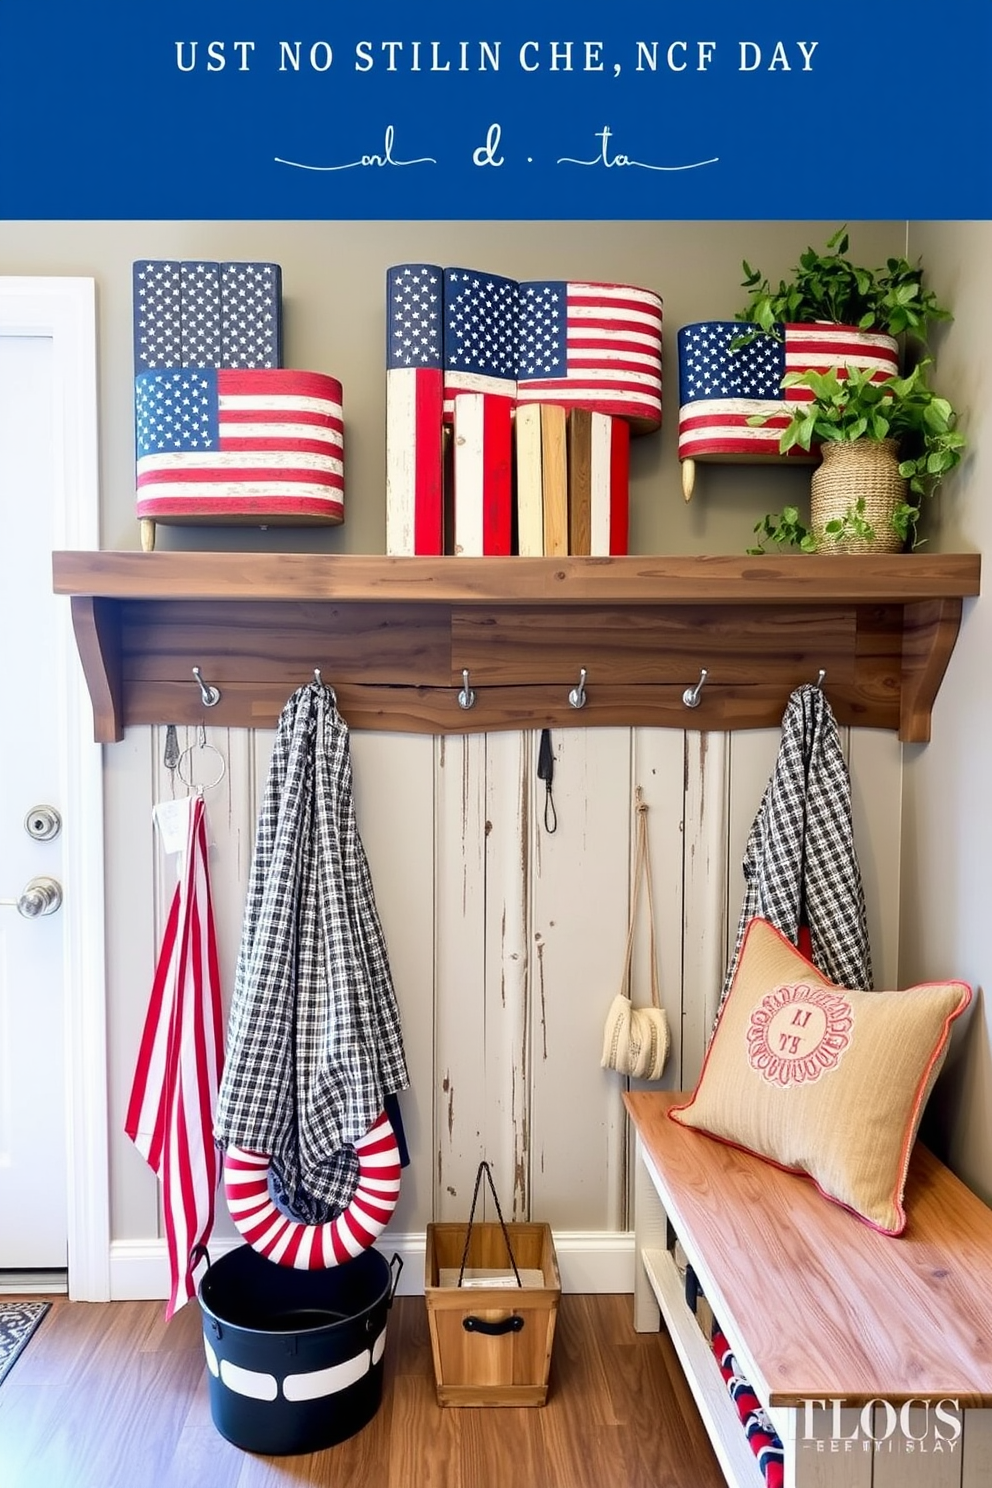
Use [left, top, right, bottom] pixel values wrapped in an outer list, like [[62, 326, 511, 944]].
[[625, 1090, 992, 1488]]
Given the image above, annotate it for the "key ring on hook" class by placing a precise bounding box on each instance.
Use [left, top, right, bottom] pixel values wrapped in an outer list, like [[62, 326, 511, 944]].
[[176, 725, 227, 794]]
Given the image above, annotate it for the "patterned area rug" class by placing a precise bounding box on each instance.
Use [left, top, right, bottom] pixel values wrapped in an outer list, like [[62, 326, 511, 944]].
[[0, 1301, 51, 1387]]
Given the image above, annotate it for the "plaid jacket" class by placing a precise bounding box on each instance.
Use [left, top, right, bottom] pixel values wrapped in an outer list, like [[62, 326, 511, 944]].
[[722, 684, 873, 1003], [215, 681, 409, 1218]]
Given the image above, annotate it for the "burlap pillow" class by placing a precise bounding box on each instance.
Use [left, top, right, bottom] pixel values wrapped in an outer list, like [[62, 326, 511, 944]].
[[670, 918, 972, 1235]]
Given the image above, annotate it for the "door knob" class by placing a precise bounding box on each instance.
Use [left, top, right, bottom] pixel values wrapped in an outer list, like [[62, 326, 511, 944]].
[[1, 876, 63, 918]]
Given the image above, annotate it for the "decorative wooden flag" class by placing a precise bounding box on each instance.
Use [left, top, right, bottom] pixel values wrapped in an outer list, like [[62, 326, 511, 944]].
[[133, 260, 181, 368], [677, 321, 899, 463], [514, 404, 544, 556], [133, 260, 283, 371], [220, 262, 284, 368], [516, 281, 663, 432], [181, 260, 221, 366], [385, 263, 444, 555], [452, 392, 513, 556], [568, 409, 631, 556], [442, 267, 519, 419], [134, 368, 344, 525], [540, 404, 568, 557]]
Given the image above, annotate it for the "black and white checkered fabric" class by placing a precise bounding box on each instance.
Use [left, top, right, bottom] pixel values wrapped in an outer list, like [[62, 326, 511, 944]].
[[722, 684, 873, 1004], [214, 681, 409, 1217]]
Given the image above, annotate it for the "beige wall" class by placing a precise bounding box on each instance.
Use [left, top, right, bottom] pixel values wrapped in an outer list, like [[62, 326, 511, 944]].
[[900, 221, 991, 1199], [0, 219, 903, 555]]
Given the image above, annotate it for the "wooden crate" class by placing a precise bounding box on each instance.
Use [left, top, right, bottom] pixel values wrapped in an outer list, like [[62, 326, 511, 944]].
[[424, 1221, 561, 1406]]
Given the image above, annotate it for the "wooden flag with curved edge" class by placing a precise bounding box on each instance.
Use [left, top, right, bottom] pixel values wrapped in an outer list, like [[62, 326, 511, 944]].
[[125, 794, 224, 1320], [385, 263, 444, 554]]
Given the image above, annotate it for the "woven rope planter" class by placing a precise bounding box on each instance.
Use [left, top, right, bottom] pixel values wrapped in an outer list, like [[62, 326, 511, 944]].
[[811, 438, 907, 553]]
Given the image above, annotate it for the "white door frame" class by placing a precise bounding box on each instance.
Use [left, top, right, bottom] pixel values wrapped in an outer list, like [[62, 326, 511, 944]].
[[0, 278, 109, 1299]]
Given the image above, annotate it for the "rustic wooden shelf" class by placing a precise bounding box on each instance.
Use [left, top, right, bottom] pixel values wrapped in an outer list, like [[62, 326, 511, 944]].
[[52, 551, 981, 744]]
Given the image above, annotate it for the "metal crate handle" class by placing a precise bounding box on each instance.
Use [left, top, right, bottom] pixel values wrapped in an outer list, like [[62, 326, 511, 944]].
[[463, 1314, 525, 1335]]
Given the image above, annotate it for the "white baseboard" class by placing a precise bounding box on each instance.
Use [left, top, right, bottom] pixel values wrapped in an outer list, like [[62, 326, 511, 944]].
[[109, 1230, 635, 1302]]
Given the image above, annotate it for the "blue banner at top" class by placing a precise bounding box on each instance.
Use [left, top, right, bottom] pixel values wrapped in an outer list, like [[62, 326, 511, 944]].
[[1, 0, 989, 219]]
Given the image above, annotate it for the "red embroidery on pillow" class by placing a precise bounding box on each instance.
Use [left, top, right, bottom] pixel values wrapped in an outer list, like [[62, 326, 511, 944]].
[[746, 983, 853, 1087]]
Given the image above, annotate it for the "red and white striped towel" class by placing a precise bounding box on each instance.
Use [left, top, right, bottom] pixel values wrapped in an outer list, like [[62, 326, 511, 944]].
[[125, 795, 224, 1319]]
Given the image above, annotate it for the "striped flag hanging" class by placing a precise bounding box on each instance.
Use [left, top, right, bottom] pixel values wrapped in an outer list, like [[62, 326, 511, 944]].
[[135, 367, 344, 526], [452, 391, 514, 555], [125, 794, 225, 1320], [677, 321, 900, 463], [568, 408, 631, 556], [385, 262, 445, 555], [516, 281, 663, 431]]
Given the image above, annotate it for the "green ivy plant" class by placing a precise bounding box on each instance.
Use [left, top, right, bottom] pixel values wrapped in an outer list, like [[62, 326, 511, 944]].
[[748, 507, 817, 555], [749, 497, 920, 555], [734, 227, 951, 344], [773, 362, 965, 496], [748, 361, 966, 551]]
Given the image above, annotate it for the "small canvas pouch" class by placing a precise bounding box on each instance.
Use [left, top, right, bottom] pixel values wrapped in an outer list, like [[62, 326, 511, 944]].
[[601, 790, 670, 1081]]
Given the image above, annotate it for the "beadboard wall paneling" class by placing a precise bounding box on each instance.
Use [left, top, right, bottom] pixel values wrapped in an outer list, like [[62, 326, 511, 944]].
[[434, 731, 488, 1225], [108, 722, 903, 1266]]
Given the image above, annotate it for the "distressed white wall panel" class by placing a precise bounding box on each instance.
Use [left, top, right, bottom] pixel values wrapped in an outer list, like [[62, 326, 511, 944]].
[[724, 727, 781, 973], [621, 729, 689, 1233], [351, 731, 435, 1235], [485, 730, 532, 1221], [630, 729, 689, 1092], [529, 727, 631, 1230], [433, 733, 489, 1218], [106, 726, 159, 1241], [847, 729, 903, 990], [681, 732, 730, 1086]]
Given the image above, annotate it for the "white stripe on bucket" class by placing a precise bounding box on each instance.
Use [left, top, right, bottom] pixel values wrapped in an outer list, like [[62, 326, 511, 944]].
[[219, 1359, 278, 1401], [282, 1348, 371, 1401]]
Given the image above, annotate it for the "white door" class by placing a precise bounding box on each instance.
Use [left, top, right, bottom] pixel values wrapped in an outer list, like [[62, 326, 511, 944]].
[[0, 280, 107, 1297], [0, 334, 67, 1269]]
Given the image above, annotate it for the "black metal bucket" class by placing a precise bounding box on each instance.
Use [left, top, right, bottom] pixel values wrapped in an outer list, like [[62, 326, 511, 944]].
[[196, 1244, 402, 1455]]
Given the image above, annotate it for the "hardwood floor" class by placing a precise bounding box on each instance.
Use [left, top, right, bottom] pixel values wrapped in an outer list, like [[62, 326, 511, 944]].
[[0, 1293, 726, 1488]]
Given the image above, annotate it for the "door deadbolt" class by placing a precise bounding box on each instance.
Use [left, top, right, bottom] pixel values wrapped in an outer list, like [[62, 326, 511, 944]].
[[1, 877, 63, 918], [25, 805, 62, 842]]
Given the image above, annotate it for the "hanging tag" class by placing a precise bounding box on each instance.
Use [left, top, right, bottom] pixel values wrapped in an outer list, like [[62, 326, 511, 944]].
[[537, 728, 557, 834], [152, 795, 194, 857], [163, 724, 180, 774]]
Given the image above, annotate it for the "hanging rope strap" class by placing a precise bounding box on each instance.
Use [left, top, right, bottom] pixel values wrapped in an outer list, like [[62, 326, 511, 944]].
[[457, 1161, 522, 1288], [619, 788, 661, 1010], [600, 788, 670, 1080]]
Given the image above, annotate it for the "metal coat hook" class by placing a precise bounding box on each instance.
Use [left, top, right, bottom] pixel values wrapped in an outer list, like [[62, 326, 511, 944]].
[[568, 667, 588, 709], [682, 668, 708, 709], [457, 669, 476, 710], [313, 668, 338, 705], [192, 666, 221, 708]]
